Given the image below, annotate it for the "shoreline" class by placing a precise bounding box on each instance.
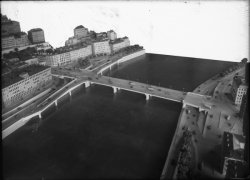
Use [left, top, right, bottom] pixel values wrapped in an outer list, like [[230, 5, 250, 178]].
[[160, 63, 245, 179], [2, 50, 146, 139]]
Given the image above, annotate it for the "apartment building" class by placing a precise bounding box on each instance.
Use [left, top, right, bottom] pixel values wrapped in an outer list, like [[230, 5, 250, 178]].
[[69, 45, 92, 62], [15, 32, 30, 47], [2, 65, 52, 108], [2, 32, 30, 49], [1, 20, 21, 36], [110, 37, 130, 53], [28, 28, 45, 44], [107, 30, 117, 41], [231, 76, 248, 105], [74, 25, 89, 38], [40, 51, 71, 67], [92, 39, 111, 55], [1, 35, 16, 49]]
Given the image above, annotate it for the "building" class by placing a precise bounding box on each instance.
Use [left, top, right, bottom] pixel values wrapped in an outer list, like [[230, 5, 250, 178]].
[[65, 36, 81, 47], [107, 30, 117, 41], [28, 28, 45, 44], [2, 64, 52, 108], [25, 57, 39, 65], [2, 35, 16, 49], [74, 25, 88, 38], [231, 75, 248, 105], [96, 32, 107, 39], [69, 45, 92, 62], [2, 32, 30, 50], [1, 20, 21, 36], [40, 51, 71, 67], [220, 132, 248, 178], [65, 35, 91, 47], [1, 14, 9, 23], [92, 39, 111, 55], [36, 42, 53, 51], [14, 32, 30, 48], [110, 37, 130, 53]]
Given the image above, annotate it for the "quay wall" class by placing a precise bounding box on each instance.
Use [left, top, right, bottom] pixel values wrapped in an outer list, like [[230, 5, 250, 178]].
[[2, 80, 85, 140], [2, 112, 40, 139], [2, 88, 51, 121], [160, 107, 186, 179], [97, 50, 145, 74]]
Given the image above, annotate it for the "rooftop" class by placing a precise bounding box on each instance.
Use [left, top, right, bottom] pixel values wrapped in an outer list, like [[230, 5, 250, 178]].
[[74, 25, 86, 30], [110, 37, 129, 44], [92, 38, 109, 43], [2, 32, 27, 38], [28, 28, 43, 33], [2, 20, 20, 26], [2, 64, 50, 89]]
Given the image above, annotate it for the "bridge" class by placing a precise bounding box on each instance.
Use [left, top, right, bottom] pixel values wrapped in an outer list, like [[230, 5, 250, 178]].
[[2, 63, 211, 139], [89, 75, 185, 102], [52, 69, 211, 112]]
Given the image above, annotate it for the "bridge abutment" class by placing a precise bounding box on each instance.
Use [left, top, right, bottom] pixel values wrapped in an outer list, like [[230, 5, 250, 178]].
[[113, 87, 119, 93], [85, 81, 90, 88], [145, 94, 150, 100], [38, 112, 42, 119], [182, 102, 186, 108]]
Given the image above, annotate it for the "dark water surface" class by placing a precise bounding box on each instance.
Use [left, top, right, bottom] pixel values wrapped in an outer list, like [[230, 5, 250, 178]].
[[3, 53, 234, 179], [108, 53, 235, 91]]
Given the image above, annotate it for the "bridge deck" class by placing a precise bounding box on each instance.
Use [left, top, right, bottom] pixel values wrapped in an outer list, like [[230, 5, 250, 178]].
[[90, 76, 185, 102]]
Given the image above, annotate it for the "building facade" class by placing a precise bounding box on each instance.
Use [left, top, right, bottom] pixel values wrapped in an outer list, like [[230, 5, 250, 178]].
[[2, 32, 30, 49], [107, 30, 117, 41], [15, 32, 30, 48], [69, 45, 92, 62], [1, 20, 21, 36], [231, 76, 248, 105], [110, 37, 130, 53], [92, 39, 111, 55], [1, 35, 16, 49], [74, 25, 89, 38], [28, 28, 45, 44], [40, 51, 71, 67], [2, 65, 52, 108]]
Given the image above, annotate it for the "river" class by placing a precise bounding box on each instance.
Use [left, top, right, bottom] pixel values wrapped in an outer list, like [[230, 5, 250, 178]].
[[3, 53, 235, 179]]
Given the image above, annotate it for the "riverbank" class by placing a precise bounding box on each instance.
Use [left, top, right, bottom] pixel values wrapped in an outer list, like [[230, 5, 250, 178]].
[[161, 62, 246, 179], [2, 50, 146, 139]]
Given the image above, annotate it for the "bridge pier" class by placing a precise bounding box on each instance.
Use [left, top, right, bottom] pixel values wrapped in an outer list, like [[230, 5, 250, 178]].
[[113, 87, 119, 93], [69, 91, 72, 97], [145, 94, 150, 100], [85, 81, 90, 88], [198, 107, 203, 112], [55, 100, 58, 107], [182, 102, 186, 108], [38, 112, 42, 119]]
